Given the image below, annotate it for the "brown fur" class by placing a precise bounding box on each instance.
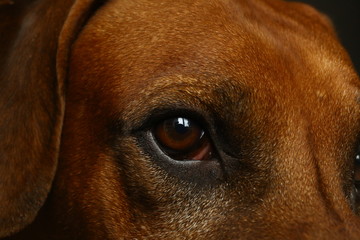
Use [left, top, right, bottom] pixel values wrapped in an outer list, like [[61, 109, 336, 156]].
[[1, 0, 360, 239]]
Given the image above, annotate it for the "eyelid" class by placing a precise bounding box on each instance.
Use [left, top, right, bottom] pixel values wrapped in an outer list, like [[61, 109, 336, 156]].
[[122, 89, 210, 131], [154, 117, 203, 150], [131, 107, 214, 134]]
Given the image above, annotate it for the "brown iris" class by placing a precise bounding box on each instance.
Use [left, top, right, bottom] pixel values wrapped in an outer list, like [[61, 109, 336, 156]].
[[355, 152, 360, 212], [356, 154, 360, 182], [355, 142, 360, 181], [153, 117, 213, 160]]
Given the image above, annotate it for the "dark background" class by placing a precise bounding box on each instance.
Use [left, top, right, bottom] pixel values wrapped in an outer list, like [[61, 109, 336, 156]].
[[296, 0, 360, 74]]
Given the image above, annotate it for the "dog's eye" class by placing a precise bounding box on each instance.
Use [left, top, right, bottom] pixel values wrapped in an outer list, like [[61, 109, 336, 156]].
[[356, 153, 360, 182], [355, 150, 360, 186], [153, 117, 213, 160], [354, 146, 360, 210]]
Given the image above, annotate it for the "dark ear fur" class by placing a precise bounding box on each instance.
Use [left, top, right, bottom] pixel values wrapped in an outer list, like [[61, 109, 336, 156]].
[[0, 0, 100, 236]]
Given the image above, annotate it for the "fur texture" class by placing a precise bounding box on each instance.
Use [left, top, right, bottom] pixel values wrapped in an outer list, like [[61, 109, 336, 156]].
[[1, 0, 360, 239]]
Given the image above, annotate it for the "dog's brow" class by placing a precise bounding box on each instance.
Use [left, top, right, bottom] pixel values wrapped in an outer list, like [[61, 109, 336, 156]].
[[119, 74, 247, 131], [122, 88, 212, 131]]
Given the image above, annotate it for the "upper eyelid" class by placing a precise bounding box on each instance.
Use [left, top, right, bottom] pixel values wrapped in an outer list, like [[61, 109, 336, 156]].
[[119, 76, 235, 128], [130, 107, 214, 134], [119, 75, 250, 133], [121, 95, 207, 130]]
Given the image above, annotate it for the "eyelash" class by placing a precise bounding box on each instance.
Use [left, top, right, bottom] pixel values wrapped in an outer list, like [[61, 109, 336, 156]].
[[134, 108, 211, 132]]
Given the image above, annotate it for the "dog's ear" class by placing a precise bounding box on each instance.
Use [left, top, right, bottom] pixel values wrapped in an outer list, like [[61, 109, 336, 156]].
[[0, 0, 102, 236]]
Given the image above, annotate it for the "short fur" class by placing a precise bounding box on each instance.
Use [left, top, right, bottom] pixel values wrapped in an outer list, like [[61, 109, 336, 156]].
[[1, 0, 360, 239]]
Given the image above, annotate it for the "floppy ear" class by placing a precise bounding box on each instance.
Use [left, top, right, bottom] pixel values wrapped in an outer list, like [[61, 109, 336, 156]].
[[0, 0, 102, 236]]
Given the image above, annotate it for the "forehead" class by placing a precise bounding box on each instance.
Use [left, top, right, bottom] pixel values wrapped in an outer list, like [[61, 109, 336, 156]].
[[70, 0, 360, 114], [64, 1, 360, 234]]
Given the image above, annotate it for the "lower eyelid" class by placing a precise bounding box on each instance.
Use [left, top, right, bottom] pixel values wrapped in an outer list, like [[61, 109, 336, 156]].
[[188, 141, 213, 161], [152, 117, 211, 158], [138, 131, 225, 184]]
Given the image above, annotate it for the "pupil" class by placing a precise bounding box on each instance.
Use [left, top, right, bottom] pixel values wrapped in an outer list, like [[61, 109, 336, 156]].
[[173, 118, 190, 135]]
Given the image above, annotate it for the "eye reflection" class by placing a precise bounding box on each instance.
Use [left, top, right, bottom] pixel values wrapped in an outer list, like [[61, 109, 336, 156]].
[[355, 154, 360, 182], [153, 117, 213, 161], [178, 117, 189, 128]]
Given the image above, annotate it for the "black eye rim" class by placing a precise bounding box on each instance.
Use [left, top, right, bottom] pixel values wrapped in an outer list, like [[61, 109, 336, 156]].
[[130, 108, 228, 184], [131, 107, 219, 159], [352, 141, 360, 214], [131, 107, 252, 162], [130, 106, 228, 159], [132, 108, 213, 133], [355, 148, 360, 182], [129, 106, 248, 161], [154, 117, 204, 150], [354, 148, 360, 214], [152, 116, 214, 160], [134, 130, 226, 185]]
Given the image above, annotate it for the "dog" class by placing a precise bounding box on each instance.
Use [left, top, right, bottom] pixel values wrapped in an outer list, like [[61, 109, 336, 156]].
[[1, 0, 360, 239]]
